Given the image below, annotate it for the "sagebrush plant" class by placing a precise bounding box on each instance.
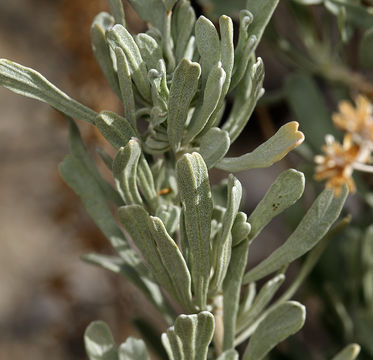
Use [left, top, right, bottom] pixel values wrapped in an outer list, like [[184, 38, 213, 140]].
[[0, 0, 362, 359]]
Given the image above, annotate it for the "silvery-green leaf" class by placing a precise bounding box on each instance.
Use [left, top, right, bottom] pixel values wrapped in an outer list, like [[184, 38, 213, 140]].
[[230, 34, 256, 92], [113, 140, 143, 205], [210, 175, 242, 293], [231, 212, 251, 247], [285, 74, 334, 151], [148, 216, 193, 310], [91, 12, 121, 98], [144, 134, 170, 154], [172, 0, 196, 62], [179, 209, 190, 269], [242, 301, 305, 360], [128, 0, 166, 31], [202, 15, 235, 133], [163, 0, 178, 10], [167, 59, 201, 152], [176, 153, 212, 309], [107, 24, 151, 101], [248, 169, 305, 242], [359, 28, 373, 68], [222, 58, 265, 143], [95, 111, 136, 150], [246, 0, 279, 52], [108, 0, 126, 26], [156, 204, 181, 234], [135, 33, 163, 71], [119, 337, 149, 360], [162, 327, 183, 360], [229, 10, 255, 92], [137, 156, 158, 210], [223, 239, 250, 351], [217, 350, 239, 360], [118, 205, 175, 296], [160, 9, 176, 72], [243, 186, 348, 284], [199, 127, 230, 169], [185, 64, 226, 143], [217, 122, 305, 171], [67, 118, 122, 206], [148, 60, 169, 115], [82, 253, 175, 325], [171, 312, 215, 360], [85, 321, 118, 360], [0, 59, 98, 124], [237, 274, 285, 333], [331, 344, 361, 360], [324, 0, 373, 29], [115, 48, 137, 128], [59, 155, 136, 264], [239, 283, 256, 316], [195, 16, 221, 87], [97, 147, 113, 171]]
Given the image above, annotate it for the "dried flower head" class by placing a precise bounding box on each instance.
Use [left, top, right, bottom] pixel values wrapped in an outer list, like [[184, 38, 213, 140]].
[[314, 134, 359, 194], [332, 95, 373, 144]]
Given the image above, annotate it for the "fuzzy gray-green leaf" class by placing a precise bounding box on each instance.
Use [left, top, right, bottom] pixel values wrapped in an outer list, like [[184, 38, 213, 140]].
[[0, 59, 98, 124], [95, 111, 136, 149], [210, 175, 242, 293], [173, 0, 196, 62], [248, 169, 305, 242], [135, 33, 163, 71], [237, 274, 285, 333], [223, 58, 265, 143], [59, 155, 135, 264], [128, 0, 166, 31], [107, 24, 151, 101], [217, 122, 304, 171], [231, 212, 251, 247], [243, 186, 348, 284], [186, 64, 226, 143], [246, 0, 280, 52], [67, 119, 122, 206], [108, 0, 126, 26], [176, 153, 212, 309], [85, 321, 118, 360], [223, 239, 250, 351], [119, 337, 149, 360], [167, 59, 200, 152], [148, 216, 193, 309], [118, 205, 175, 296], [242, 301, 306, 360], [195, 16, 221, 87], [138, 156, 158, 210], [199, 127, 230, 169], [162, 328, 183, 360], [173, 312, 215, 360], [217, 350, 239, 360], [91, 12, 121, 98], [331, 344, 361, 360], [202, 15, 235, 133], [113, 140, 143, 205], [115, 47, 137, 128], [156, 204, 181, 234]]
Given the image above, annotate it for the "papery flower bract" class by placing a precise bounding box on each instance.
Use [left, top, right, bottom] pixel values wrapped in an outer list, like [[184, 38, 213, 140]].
[[314, 134, 359, 195], [332, 95, 373, 144]]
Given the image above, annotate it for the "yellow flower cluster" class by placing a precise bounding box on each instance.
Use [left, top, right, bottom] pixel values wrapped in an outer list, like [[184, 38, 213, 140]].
[[314, 95, 373, 195]]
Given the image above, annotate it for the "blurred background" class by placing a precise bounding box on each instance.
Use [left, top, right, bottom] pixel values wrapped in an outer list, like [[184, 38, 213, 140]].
[[0, 0, 372, 359]]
